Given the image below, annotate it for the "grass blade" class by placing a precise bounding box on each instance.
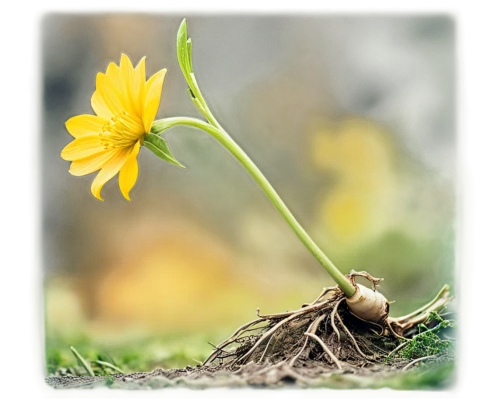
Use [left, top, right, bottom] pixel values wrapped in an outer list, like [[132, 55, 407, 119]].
[[95, 360, 125, 374], [70, 346, 95, 376]]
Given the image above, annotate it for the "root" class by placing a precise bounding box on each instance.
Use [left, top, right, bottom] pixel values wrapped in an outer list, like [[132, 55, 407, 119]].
[[330, 300, 342, 341], [233, 319, 289, 365], [348, 312, 386, 335], [203, 272, 454, 375], [386, 340, 410, 359], [387, 284, 453, 337], [304, 332, 342, 369], [289, 314, 327, 367], [347, 270, 383, 290], [202, 318, 265, 366], [402, 355, 437, 371], [334, 299, 374, 360], [258, 333, 274, 363], [386, 319, 409, 340], [289, 337, 310, 368], [302, 287, 337, 307], [256, 298, 332, 320]]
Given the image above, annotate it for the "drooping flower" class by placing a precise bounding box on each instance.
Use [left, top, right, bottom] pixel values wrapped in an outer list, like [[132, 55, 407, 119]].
[[61, 54, 167, 201]]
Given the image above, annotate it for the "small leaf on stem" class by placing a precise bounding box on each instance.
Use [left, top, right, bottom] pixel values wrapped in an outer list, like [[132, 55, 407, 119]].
[[177, 19, 191, 77], [186, 38, 193, 73], [143, 133, 185, 168]]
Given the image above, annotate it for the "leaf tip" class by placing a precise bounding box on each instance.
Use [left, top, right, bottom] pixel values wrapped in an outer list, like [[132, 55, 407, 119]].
[[178, 18, 188, 38]]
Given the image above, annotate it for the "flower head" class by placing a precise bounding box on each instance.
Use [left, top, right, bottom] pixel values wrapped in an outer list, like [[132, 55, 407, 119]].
[[61, 54, 167, 201]]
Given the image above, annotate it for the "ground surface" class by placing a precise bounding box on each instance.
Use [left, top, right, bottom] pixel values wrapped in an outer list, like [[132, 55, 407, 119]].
[[46, 357, 454, 389]]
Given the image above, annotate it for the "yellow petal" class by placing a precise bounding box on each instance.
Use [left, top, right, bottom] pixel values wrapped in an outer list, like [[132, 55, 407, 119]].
[[90, 147, 132, 201], [118, 141, 141, 200], [105, 62, 124, 95], [120, 53, 133, 71], [142, 68, 167, 132], [65, 115, 107, 138], [91, 90, 114, 120], [132, 57, 146, 118], [106, 62, 135, 113], [69, 149, 119, 176], [119, 54, 137, 115], [95, 72, 125, 116], [61, 136, 103, 161]]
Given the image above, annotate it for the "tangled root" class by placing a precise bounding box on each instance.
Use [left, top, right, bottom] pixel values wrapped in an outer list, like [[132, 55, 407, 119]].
[[203, 272, 453, 371]]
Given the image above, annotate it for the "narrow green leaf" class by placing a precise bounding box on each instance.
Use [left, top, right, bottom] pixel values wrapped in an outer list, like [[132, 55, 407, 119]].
[[177, 18, 188, 45], [186, 38, 193, 73], [187, 89, 205, 112], [70, 346, 95, 376], [95, 360, 125, 374], [143, 133, 185, 168], [177, 19, 189, 76]]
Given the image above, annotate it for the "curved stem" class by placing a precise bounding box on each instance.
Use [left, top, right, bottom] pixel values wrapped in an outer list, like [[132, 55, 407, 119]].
[[151, 117, 356, 297]]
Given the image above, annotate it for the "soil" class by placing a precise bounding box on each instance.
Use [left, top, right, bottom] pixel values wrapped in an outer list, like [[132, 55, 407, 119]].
[[45, 281, 455, 390]]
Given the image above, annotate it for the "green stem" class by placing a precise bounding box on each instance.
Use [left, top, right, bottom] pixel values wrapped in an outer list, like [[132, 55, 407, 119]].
[[151, 117, 356, 297]]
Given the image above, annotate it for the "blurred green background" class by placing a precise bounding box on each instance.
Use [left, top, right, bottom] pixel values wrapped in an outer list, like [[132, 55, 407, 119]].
[[42, 14, 455, 372]]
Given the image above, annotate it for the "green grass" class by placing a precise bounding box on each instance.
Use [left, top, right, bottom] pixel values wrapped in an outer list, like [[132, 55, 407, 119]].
[[45, 330, 225, 376], [394, 312, 455, 361]]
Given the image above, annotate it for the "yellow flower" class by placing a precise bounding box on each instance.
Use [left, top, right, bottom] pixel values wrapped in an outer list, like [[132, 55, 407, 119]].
[[61, 54, 167, 201]]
